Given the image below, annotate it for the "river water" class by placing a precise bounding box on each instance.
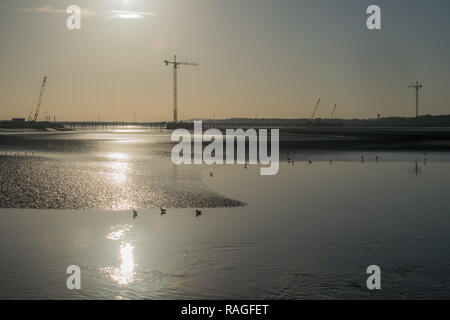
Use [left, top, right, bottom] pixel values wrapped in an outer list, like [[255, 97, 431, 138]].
[[1, 131, 450, 299]]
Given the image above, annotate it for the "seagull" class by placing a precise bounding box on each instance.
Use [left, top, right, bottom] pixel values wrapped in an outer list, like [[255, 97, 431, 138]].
[[132, 209, 138, 219], [160, 207, 167, 216], [195, 209, 202, 217]]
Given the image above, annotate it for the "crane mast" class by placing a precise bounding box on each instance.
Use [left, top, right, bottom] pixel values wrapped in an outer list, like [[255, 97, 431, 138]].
[[408, 81, 423, 118], [28, 76, 48, 122], [310, 98, 321, 120], [164, 55, 198, 122], [330, 104, 337, 120]]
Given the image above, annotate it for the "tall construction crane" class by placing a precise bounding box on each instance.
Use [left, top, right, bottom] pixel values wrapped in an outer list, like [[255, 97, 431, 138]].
[[330, 104, 337, 120], [310, 98, 321, 120], [28, 76, 48, 123], [408, 81, 423, 118], [164, 55, 198, 122]]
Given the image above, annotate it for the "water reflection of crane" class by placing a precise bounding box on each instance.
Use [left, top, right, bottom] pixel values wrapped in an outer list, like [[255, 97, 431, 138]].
[[409, 162, 422, 177]]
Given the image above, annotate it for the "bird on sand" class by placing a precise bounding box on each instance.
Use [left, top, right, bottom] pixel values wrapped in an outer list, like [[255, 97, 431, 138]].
[[132, 209, 138, 219], [160, 207, 167, 216], [195, 209, 202, 217]]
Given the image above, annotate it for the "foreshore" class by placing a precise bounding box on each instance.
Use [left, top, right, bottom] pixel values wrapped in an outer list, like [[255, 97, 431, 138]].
[[2, 124, 450, 150], [278, 127, 450, 150], [0, 122, 70, 131]]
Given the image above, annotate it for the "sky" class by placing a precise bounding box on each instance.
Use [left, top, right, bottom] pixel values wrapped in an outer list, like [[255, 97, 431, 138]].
[[1, 0, 450, 121]]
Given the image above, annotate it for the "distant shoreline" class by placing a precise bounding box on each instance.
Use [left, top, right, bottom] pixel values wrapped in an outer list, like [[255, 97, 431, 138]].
[[0, 121, 70, 131]]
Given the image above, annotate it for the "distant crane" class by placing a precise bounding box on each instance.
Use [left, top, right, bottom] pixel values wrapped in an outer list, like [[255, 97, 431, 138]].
[[330, 104, 337, 120], [408, 81, 423, 118], [310, 98, 321, 120], [28, 76, 48, 123], [164, 55, 198, 122]]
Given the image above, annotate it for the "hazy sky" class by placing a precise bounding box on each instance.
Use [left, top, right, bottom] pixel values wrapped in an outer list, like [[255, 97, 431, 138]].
[[1, 0, 450, 121]]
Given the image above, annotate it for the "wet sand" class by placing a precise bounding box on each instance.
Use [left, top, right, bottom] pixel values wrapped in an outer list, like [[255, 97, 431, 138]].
[[0, 132, 243, 209]]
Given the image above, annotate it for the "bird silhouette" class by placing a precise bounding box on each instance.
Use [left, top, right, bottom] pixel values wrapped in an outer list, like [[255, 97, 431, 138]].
[[160, 207, 167, 216], [132, 209, 138, 219], [195, 209, 202, 217]]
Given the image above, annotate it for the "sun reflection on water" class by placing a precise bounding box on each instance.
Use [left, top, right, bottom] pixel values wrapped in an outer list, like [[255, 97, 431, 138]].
[[102, 224, 137, 286], [106, 154, 130, 186], [110, 242, 136, 285], [106, 152, 129, 161], [106, 224, 132, 241]]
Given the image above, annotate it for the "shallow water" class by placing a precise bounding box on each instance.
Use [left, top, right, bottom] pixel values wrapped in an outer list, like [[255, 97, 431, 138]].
[[1, 132, 450, 299], [0, 132, 242, 209]]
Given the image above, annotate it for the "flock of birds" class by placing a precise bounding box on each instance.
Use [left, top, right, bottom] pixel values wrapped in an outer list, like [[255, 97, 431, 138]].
[[131, 152, 423, 220], [282, 152, 427, 166], [132, 207, 202, 219]]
